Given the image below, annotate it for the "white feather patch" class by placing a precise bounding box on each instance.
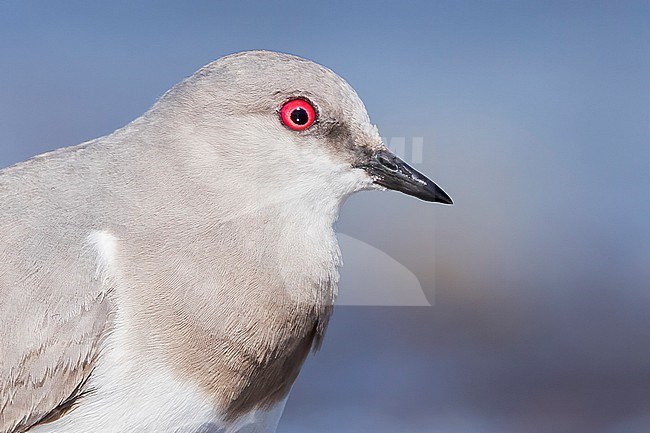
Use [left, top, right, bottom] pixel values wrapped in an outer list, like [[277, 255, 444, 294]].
[[85, 230, 118, 285]]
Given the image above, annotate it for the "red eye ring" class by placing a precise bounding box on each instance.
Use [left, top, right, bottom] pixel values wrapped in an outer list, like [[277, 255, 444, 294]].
[[280, 99, 317, 131]]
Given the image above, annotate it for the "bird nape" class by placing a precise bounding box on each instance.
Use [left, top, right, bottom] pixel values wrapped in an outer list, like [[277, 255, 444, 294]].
[[0, 50, 451, 433]]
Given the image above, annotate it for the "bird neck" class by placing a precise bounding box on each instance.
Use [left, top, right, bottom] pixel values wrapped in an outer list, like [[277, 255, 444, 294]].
[[95, 117, 354, 419]]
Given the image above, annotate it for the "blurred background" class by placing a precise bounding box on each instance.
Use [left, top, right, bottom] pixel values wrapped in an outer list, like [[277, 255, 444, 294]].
[[1, 1, 649, 432]]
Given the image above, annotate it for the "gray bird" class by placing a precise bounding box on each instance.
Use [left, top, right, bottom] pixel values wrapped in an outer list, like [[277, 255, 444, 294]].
[[0, 51, 452, 433]]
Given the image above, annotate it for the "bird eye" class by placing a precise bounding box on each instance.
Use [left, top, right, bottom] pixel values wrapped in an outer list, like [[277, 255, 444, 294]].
[[280, 99, 316, 131]]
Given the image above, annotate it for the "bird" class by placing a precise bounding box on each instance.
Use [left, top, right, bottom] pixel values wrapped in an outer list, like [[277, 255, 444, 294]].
[[0, 50, 452, 433]]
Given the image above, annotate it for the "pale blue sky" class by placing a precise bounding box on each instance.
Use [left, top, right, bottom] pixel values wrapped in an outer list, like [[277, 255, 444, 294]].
[[1, 1, 650, 432]]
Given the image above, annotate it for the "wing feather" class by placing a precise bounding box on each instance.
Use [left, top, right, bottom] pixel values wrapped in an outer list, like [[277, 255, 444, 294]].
[[0, 154, 113, 433]]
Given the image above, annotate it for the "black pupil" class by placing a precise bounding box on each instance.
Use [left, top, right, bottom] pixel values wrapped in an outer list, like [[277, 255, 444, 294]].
[[290, 107, 310, 125]]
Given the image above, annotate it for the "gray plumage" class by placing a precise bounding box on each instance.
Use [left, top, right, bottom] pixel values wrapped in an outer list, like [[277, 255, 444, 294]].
[[0, 50, 450, 433]]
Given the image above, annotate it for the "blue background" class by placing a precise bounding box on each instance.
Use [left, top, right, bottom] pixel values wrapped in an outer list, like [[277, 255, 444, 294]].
[[1, 1, 649, 432]]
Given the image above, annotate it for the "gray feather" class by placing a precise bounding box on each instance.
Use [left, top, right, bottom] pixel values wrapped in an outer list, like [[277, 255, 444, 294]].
[[0, 51, 383, 432]]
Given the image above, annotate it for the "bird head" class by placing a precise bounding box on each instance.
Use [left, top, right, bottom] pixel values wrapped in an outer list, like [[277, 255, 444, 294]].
[[149, 51, 452, 208]]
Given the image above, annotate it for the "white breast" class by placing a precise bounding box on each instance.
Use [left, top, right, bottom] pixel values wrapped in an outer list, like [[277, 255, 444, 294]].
[[28, 284, 287, 433], [28, 336, 287, 433]]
